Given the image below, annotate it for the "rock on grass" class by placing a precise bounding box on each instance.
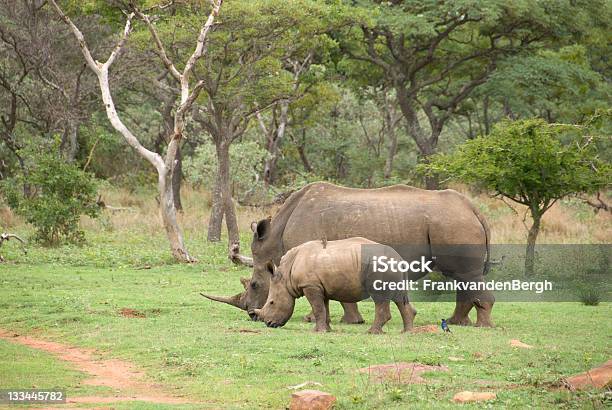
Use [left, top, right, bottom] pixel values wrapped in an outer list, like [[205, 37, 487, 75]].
[[452, 391, 497, 403], [565, 359, 612, 390], [509, 339, 533, 349], [289, 390, 336, 410]]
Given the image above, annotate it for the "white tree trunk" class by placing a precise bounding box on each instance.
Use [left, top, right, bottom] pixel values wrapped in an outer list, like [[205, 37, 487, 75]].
[[48, 1, 224, 263], [158, 158, 193, 262]]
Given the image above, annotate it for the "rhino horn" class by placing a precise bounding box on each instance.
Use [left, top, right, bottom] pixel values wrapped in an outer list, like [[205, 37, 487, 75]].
[[200, 292, 246, 310]]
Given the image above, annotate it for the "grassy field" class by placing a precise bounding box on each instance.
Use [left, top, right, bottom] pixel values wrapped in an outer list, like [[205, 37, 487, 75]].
[[0, 187, 610, 409]]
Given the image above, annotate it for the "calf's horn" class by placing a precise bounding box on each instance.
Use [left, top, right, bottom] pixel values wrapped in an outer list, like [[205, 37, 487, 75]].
[[200, 292, 246, 310]]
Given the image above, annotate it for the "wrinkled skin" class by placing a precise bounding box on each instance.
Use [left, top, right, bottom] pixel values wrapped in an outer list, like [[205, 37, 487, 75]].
[[254, 238, 417, 333], [208, 182, 494, 327]]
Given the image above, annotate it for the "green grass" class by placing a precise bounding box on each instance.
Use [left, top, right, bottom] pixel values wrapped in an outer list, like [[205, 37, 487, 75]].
[[0, 232, 610, 409], [0, 339, 85, 390]]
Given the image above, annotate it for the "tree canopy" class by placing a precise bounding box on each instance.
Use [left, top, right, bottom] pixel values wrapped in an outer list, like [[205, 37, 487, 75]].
[[0, 0, 609, 260], [421, 115, 611, 274]]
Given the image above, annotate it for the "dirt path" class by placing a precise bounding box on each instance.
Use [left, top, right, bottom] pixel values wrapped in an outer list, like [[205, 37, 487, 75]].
[[0, 329, 195, 407]]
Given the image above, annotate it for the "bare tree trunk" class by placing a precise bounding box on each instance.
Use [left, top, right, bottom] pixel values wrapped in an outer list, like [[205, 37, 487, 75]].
[[95, 67, 197, 262], [207, 176, 224, 242], [419, 142, 438, 190], [50, 0, 223, 262], [261, 101, 288, 187], [483, 96, 490, 135], [1, 93, 30, 195], [172, 144, 183, 211], [384, 128, 397, 178], [503, 98, 515, 120], [207, 140, 230, 242], [395, 84, 439, 189], [159, 138, 193, 261], [383, 119, 398, 179], [224, 192, 239, 244], [60, 119, 79, 162], [1, 137, 30, 196], [524, 211, 541, 276], [291, 129, 313, 173], [424, 169, 439, 190], [297, 145, 313, 173]]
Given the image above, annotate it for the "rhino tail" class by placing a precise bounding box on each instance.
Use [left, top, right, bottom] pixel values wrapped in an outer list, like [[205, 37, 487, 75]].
[[471, 205, 491, 275]]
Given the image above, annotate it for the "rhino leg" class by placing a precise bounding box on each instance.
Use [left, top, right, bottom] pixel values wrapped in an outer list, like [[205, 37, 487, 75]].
[[474, 290, 495, 327], [303, 287, 331, 332], [394, 300, 417, 332], [324, 299, 331, 326], [368, 301, 391, 334], [302, 311, 316, 322], [303, 301, 350, 324], [448, 291, 474, 326], [340, 303, 365, 324]]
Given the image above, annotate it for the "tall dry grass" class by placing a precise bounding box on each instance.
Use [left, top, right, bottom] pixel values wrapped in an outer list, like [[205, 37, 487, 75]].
[[452, 185, 611, 244], [78, 185, 269, 237], [2, 185, 610, 244]]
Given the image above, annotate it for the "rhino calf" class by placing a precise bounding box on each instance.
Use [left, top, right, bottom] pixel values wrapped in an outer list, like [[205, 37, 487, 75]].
[[254, 237, 417, 333]]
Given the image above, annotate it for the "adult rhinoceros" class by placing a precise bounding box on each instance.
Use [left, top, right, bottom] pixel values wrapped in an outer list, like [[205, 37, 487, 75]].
[[203, 182, 494, 327]]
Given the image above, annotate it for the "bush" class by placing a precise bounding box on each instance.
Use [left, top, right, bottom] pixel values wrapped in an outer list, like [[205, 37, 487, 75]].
[[3, 151, 100, 245], [578, 287, 601, 306]]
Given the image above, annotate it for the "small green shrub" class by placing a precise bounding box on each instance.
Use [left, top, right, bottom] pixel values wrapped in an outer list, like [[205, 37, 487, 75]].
[[578, 287, 601, 306], [3, 150, 99, 245]]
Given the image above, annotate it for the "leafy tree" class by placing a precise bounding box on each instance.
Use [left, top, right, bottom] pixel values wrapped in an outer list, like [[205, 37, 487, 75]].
[[482, 45, 608, 124], [450, 45, 610, 141], [422, 117, 611, 275], [183, 140, 268, 201], [3, 144, 99, 245], [279, 82, 340, 180], [338, 0, 607, 188], [186, 0, 340, 244], [0, 0, 102, 189], [48, 0, 223, 262]]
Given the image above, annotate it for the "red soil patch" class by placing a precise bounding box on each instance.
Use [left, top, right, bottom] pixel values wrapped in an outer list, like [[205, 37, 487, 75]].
[[564, 360, 612, 390], [0, 329, 193, 405], [118, 307, 146, 318], [358, 362, 449, 384]]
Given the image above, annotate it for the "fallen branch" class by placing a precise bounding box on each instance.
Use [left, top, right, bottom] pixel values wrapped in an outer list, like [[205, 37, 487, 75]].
[[582, 192, 610, 214], [229, 241, 253, 267], [104, 205, 136, 212], [96, 196, 136, 212], [0, 232, 27, 262]]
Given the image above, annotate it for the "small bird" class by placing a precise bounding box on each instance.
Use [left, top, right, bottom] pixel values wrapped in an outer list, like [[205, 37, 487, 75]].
[[441, 319, 451, 333]]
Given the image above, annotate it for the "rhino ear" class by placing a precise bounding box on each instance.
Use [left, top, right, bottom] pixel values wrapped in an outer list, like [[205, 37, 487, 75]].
[[266, 262, 275, 276], [268, 262, 282, 280], [253, 218, 271, 240]]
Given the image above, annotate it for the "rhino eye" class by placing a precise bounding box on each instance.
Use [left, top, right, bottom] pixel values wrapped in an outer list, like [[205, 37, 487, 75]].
[[251, 282, 258, 290], [270, 301, 274, 305]]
